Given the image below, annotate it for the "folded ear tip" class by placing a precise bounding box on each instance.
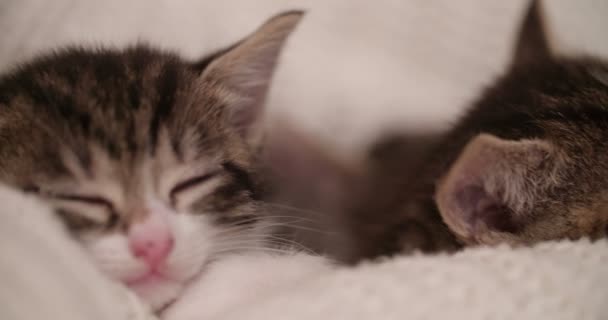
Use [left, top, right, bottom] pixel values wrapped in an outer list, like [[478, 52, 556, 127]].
[[468, 133, 507, 152], [264, 10, 306, 29], [275, 10, 306, 20]]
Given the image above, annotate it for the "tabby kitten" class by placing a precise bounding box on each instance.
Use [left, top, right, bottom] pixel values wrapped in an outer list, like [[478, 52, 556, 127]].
[[269, 1, 608, 263], [344, 0, 608, 262], [0, 11, 302, 310]]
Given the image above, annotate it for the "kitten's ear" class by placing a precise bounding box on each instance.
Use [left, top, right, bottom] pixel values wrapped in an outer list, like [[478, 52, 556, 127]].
[[511, 0, 552, 67], [199, 11, 303, 143], [435, 134, 556, 244]]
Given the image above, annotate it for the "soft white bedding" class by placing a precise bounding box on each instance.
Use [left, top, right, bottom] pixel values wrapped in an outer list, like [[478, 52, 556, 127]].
[[208, 242, 608, 320], [1, 185, 607, 320], [0, 185, 153, 320]]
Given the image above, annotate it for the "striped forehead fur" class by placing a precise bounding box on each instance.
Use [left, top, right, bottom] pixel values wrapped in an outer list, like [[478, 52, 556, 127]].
[[0, 45, 252, 185]]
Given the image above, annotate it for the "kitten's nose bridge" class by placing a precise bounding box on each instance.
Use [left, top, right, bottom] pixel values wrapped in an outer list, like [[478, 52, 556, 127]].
[[128, 209, 174, 268]]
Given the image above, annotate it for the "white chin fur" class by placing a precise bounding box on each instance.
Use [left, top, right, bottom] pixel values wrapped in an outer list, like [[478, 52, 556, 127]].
[[163, 252, 332, 320], [130, 279, 184, 311]]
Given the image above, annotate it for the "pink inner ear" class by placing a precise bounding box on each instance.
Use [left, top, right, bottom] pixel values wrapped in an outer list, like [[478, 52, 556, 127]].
[[453, 184, 520, 234], [437, 134, 553, 238]]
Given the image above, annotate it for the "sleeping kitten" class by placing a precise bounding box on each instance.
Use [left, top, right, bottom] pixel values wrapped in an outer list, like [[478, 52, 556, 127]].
[[0, 11, 303, 311], [346, 0, 608, 261], [270, 0, 608, 263]]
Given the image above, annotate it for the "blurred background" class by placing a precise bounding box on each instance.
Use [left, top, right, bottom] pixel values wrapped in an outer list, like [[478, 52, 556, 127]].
[[1, 0, 607, 156]]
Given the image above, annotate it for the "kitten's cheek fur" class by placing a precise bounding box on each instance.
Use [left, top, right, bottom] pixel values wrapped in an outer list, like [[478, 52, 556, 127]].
[[81, 232, 148, 282], [165, 213, 216, 281]]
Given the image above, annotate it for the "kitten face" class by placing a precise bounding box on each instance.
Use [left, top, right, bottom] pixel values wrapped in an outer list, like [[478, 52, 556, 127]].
[[0, 11, 302, 310], [47, 130, 264, 310]]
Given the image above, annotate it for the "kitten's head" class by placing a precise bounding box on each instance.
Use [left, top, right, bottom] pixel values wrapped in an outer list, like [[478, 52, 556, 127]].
[[0, 11, 302, 310], [435, 1, 608, 246]]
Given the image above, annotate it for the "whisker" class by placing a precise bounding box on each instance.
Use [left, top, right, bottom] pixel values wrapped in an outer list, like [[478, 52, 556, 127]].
[[264, 235, 318, 255], [261, 202, 330, 218], [214, 213, 332, 230], [212, 232, 318, 254], [257, 215, 322, 225], [211, 238, 268, 249], [211, 223, 283, 236], [211, 246, 293, 256], [211, 216, 338, 239], [168, 234, 267, 262]]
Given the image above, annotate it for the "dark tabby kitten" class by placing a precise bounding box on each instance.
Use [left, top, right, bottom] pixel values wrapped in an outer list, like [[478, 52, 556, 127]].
[[0, 12, 302, 310], [272, 1, 608, 263], [348, 0, 608, 262]]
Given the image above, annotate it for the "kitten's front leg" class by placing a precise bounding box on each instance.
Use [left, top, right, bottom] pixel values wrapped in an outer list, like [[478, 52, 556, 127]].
[[162, 252, 331, 320]]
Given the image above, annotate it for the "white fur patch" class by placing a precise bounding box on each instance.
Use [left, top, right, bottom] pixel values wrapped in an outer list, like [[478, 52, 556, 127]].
[[163, 252, 331, 320]]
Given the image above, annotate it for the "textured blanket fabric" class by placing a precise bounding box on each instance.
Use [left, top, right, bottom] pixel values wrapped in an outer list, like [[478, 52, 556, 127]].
[[0, 186, 156, 320], [212, 241, 608, 320], [0, 184, 606, 320]]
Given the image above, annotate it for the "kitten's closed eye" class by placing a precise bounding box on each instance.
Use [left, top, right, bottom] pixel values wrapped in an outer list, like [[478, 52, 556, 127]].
[[25, 186, 118, 231], [49, 193, 115, 211], [170, 170, 223, 208], [56, 208, 119, 231]]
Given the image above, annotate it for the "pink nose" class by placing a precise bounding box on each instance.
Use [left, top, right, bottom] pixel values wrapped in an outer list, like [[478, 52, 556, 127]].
[[128, 214, 174, 269]]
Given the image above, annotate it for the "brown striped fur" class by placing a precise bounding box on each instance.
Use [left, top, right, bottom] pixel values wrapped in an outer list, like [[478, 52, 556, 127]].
[[348, 0, 608, 261]]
